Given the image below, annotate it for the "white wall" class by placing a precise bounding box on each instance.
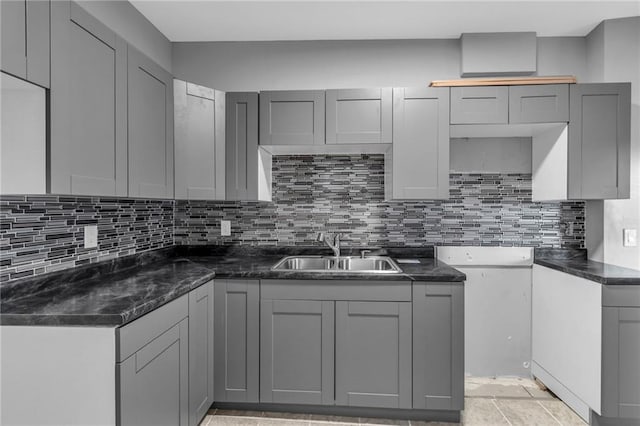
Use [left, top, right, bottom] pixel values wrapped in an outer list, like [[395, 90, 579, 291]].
[[172, 37, 587, 91], [77, 0, 172, 72], [585, 17, 640, 270]]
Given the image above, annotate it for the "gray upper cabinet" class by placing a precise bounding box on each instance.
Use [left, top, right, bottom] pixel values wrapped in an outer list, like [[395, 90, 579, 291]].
[[226, 92, 259, 201], [450, 86, 508, 124], [260, 90, 325, 145], [568, 83, 631, 200], [509, 84, 569, 123], [260, 299, 335, 405], [413, 282, 464, 411], [391, 87, 450, 200], [214, 280, 260, 403], [335, 301, 412, 409], [1, 0, 50, 88], [174, 80, 225, 200], [325, 88, 392, 144], [128, 46, 174, 199], [188, 282, 214, 426], [117, 295, 190, 426], [50, 0, 127, 196]]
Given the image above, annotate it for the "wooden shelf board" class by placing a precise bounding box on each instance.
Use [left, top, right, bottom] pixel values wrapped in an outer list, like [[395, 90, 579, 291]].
[[430, 76, 577, 87]]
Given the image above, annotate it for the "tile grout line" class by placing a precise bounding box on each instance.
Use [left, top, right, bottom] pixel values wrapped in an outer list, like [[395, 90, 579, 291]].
[[491, 398, 514, 426], [537, 400, 564, 426]]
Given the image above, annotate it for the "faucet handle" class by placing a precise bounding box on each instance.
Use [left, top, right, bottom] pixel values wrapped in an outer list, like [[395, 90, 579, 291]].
[[360, 249, 372, 259]]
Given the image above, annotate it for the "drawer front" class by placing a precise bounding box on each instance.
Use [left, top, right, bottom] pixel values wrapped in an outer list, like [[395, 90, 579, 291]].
[[509, 84, 569, 123], [260, 280, 412, 301], [450, 86, 508, 124], [117, 294, 189, 362]]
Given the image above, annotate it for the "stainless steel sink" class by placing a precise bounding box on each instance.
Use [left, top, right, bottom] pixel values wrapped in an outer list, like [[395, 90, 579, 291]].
[[271, 256, 403, 274]]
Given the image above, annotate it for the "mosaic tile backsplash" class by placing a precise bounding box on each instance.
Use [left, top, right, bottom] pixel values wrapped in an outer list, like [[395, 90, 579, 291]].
[[0, 196, 173, 282], [175, 155, 585, 248]]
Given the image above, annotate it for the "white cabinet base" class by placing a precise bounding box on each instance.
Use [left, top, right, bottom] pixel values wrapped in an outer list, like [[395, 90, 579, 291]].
[[532, 361, 590, 421]]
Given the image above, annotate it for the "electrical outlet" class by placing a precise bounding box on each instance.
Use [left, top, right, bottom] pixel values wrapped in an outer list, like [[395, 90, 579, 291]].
[[220, 220, 231, 237], [565, 222, 574, 236], [623, 229, 637, 247], [84, 225, 98, 248]]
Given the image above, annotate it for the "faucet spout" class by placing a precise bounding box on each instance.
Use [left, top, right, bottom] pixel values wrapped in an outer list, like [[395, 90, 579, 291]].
[[317, 232, 342, 257]]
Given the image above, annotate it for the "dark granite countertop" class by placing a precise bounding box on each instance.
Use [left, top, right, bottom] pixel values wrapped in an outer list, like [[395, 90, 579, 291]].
[[0, 245, 464, 327], [534, 249, 640, 285]]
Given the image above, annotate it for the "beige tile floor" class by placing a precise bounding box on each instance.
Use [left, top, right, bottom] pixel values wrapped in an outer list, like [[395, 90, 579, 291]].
[[200, 377, 587, 426]]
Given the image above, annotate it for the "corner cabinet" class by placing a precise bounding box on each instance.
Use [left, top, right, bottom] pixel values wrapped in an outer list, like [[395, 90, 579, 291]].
[[50, 0, 128, 196], [174, 80, 226, 201], [390, 87, 450, 200], [214, 280, 260, 403], [128, 46, 174, 199], [1, 0, 50, 88], [412, 282, 465, 411], [568, 83, 631, 200]]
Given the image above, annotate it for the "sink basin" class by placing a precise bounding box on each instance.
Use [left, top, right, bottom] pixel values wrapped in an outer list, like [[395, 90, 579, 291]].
[[271, 256, 403, 274]]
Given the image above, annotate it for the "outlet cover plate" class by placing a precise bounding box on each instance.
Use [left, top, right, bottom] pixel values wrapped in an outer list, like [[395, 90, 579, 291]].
[[221, 220, 231, 236], [623, 229, 637, 247], [84, 225, 98, 248]]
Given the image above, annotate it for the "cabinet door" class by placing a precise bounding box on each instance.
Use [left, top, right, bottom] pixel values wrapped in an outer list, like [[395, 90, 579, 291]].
[[118, 318, 189, 426], [391, 87, 449, 199], [260, 90, 325, 145], [335, 301, 412, 409], [128, 46, 174, 199], [509, 84, 568, 124], [326, 88, 392, 144], [413, 282, 464, 411], [189, 282, 214, 426], [261, 299, 334, 405], [25, 0, 50, 88], [214, 280, 260, 402], [450, 86, 508, 124], [568, 83, 631, 199], [226, 92, 259, 201], [50, 1, 127, 196], [602, 307, 640, 419], [175, 80, 225, 200], [1, 0, 27, 79]]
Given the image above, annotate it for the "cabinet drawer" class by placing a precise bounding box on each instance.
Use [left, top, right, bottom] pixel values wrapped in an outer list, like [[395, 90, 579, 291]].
[[117, 294, 189, 362], [450, 86, 508, 124], [509, 84, 568, 123], [261, 280, 411, 301]]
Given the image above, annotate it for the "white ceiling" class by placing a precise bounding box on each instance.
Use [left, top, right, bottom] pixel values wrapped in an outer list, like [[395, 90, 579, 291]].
[[130, 0, 640, 42]]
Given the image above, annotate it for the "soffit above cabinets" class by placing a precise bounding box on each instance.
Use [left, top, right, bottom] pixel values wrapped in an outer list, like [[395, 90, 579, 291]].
[[129, 1, 640, 42]]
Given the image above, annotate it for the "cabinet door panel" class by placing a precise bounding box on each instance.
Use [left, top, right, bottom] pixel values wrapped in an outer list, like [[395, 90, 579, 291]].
[[392, 87, 449, 199], [50, 1, 127, 196], [326, 88, 392, 144], [260, 91, 325, 145], [335, 301, 412, 409], [0, 0, 27, 79], [261, 299, 334, 405], [450, 86, 508, 124], [128, 46, 174, 199], [413, 282, 464, 410], [509, 84, 568, 123], [189, 282, 214, 426], [226, 92, 259, 201], [568, 83, 631, 199], [118, 319, 189, 426], [214, 280, 260, 402], [175, 80, 225, 200], [25, 0, 50, 87]]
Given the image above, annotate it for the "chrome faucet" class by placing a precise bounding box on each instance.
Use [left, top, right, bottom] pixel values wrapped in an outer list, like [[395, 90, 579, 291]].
[[316, 232, 342, 257]]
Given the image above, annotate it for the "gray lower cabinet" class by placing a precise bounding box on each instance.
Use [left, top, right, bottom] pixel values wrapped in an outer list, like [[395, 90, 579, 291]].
[[50, 0, 127, 196], [325, 88, 392, 144], [450, 86, 508, 124], [412, 282, 464, 411], [259, 90, 325, 145], [601, 306, 640, 420], [128, 46, 174, 199], [568, 83, 631, 200], [174, 80, 226, 200], [1, 0, 50, 88], [214, 280, 260, 402], [509, 84, 569, 123], [117, 295, 190, 426], [188, 281, 215, 426], [391, 87, 449, 200], [335, 301, 412, 409], [260, 299, 335, 405]]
